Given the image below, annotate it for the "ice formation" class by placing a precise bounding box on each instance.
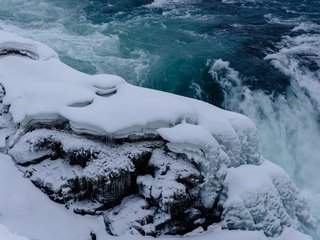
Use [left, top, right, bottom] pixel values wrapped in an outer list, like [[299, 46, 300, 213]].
[[0, 29, 317, 240], [220, 161, 316, 236]]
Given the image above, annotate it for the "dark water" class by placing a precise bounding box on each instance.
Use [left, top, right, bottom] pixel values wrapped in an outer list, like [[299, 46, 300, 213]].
[[0, 0, 320, 237]]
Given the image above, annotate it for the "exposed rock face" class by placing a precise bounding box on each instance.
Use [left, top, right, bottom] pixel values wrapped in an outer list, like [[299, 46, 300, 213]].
[[0, 85, 16, 150], [8, 127, 210, 235], [5, 121, 317, 237], [9, 129, 159, 212]]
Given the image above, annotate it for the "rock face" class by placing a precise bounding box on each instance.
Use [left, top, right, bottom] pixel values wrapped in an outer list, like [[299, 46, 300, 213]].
[[8, 128, 209, 235], [9, 129, 159, 213], [0, 30, 317, 239], [1, 86, 317, 238]]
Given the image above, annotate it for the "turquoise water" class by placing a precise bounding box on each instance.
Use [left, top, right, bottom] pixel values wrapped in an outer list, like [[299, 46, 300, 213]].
[[0, 0, 320, 237]]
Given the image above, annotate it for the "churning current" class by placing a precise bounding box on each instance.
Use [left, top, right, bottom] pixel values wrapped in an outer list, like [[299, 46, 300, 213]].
[[0, 0, 320, 238]]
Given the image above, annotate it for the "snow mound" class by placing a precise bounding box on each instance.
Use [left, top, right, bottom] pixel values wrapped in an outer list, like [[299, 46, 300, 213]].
[[0, 30, 258, 158], [0, 153, 108, 240], [0, 29, 57, 60], [220, 160, 317, 237]]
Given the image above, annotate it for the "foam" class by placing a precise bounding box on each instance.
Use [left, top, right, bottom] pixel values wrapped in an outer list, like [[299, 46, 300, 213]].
[[208, 54, 320, 238]]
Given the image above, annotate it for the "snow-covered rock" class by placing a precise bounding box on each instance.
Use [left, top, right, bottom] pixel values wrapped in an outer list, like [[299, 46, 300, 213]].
[[0, 153, 108, 240], [220, 160, 317, 237], [9, 129, 157, 212], [0, 84, 15, 150], [138, 149, 202, 212], [0, 29, 259, 156], [0, 29, 317, 240], [0, 29, 57, 60], [104, 195, 169, 236], [158, 123, 230, 209]]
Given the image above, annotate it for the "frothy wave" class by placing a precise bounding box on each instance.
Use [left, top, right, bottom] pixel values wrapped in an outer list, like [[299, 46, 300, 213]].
[[0, 0, 155, 86], [208, 52, 320, 238], [265, 34, 320, 111], [148, 0, 201, 8]]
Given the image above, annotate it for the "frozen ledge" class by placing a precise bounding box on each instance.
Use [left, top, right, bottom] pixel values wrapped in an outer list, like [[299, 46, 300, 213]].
[[0, 29, 257, 155], [0, 30, 57, 60]]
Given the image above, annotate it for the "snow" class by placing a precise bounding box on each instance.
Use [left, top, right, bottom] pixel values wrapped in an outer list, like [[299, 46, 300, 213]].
[[104, 195, 165, 236], [0, 141, 314, 240], [220, 160, 317, 236], [0, 29, 258, 154], [0, 224, 29, 240], [158, 122, 220, 152], [0, 153, 109, 240], [138, 149, 201, 212], [0, 29, 57, 60]]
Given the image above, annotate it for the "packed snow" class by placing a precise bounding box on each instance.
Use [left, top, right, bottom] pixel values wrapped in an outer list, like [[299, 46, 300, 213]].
[[0, 153, 109, 240], [0, 224, 29, 240]]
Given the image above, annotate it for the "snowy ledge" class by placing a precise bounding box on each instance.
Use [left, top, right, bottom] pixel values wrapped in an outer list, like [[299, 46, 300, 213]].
[[0, 32, 254, 143], [0, 30, 317, 240]]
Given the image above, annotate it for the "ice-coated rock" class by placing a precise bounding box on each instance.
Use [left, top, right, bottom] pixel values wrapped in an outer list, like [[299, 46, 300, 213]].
[[220, 160, 317, 237], [0, 30, 57, 60], [0, 84, 16, 150], [138, 149, 202, 212], [9, 129, 159, 211], [158, 122, 261, 209], [104, 195, 169, 236]]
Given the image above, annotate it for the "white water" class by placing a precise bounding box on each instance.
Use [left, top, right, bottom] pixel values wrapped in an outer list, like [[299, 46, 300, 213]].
[[0, 0, 319, 237], [0, 0, 155, 85], [208, 32, 320, 235]]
